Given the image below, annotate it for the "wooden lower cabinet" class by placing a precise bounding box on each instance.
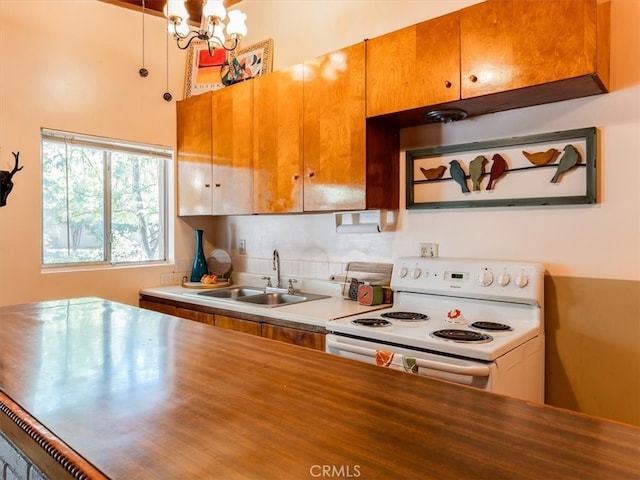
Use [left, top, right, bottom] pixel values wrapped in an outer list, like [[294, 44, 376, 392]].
[[139, 300, 214, 326], [215, 314, 261, 336], [177, 308, 214, 326], [139, 299, 177, 316], [262, 323, 326, 351], [139, 297, 326, 351]]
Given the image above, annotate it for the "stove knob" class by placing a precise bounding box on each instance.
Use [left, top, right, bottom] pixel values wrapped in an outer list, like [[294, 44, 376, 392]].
[[497, 272, 511, 286], [398, 266, 409, 278], [515, 274, 529, 288], [478, 270, 494, 287], [411, 267, 422, 279]]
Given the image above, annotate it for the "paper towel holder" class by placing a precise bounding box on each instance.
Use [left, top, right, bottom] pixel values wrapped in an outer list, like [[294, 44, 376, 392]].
[[334, 210, 397, 234]]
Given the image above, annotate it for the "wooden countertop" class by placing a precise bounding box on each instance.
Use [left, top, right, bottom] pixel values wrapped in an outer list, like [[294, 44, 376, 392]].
[[1, 298, 638, 479]]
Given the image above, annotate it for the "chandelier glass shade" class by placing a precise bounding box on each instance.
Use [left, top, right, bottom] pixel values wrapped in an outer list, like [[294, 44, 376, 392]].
[[163, 0, 247, 54]]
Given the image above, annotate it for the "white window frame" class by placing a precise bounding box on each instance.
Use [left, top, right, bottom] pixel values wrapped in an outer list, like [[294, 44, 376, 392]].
[[41, 128, 171, 269]]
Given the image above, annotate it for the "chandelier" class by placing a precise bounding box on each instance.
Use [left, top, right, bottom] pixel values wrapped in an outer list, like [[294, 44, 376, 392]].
[[164, 0, 247, 54]]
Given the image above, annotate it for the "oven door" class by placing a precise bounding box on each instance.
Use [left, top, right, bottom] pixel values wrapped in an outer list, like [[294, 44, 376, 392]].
[[326, 334, 495, 390]]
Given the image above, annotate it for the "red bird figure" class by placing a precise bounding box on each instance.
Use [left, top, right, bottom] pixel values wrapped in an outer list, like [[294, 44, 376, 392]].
[[486, 154, 507, 190]]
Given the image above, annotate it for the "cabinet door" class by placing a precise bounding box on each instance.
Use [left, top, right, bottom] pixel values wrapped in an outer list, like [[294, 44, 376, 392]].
[[212, 81, 253, 215], [261, 324, 326, 351], [177, 92, 213, 216], [366, 13, 460, 117], [460, 0, 601, 98], [176, 308, 214, 326], [215, 314, 261, 336], [253, 66, 304, 213], [303, 43, 367, 212]]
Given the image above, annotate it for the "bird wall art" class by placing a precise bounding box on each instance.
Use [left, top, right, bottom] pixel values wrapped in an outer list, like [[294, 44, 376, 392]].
[[469, 155, 488, 191], [420, 165, 447, 180], [486, 154, 507, 190], [550, 144, 581, 183], [523, 148, 560, 166], [406, 127, 596, 209], [449, 160, 470, 193]]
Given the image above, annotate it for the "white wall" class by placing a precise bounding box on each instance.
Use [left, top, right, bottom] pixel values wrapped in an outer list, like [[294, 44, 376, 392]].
[[215, 0, 640, 282], [0, 0, 209, 306]]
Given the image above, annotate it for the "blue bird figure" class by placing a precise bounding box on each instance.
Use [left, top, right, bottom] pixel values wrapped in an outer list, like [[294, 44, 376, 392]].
[[449, 160, 469, 193], [551, 144, 580, 183]]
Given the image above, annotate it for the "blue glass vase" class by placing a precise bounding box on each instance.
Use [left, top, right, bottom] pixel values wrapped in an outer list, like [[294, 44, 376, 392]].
[[190, 229, 208, 282]]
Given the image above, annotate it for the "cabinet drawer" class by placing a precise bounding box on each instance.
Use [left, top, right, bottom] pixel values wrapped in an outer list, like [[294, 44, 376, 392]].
[[139, 299, 177, 316], [215, 315, 261, 336], [176, 308, 214, 326], [261, 324, 326, 351]]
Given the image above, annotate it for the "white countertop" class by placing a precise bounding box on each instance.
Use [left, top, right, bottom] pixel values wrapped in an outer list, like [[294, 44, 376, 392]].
[[139, 285, 391, 328]]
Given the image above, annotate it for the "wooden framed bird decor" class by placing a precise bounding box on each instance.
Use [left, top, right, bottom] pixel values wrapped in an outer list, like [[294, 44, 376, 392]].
[[405, 127, 597, 209]]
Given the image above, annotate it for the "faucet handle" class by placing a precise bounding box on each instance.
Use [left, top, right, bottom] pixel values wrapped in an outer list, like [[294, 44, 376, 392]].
[[261, 276, 272, 288], [287, 278, 298, 294]]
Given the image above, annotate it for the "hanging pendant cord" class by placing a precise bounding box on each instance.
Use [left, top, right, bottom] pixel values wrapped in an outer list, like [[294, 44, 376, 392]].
[[163, 19, 173, 102], [139, 0, 149, 77]]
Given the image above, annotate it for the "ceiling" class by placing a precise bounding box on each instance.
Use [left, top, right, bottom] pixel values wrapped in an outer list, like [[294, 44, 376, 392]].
[[100, 0, 242, 25]]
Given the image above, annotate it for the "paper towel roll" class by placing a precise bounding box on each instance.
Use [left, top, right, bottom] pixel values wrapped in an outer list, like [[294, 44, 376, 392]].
[[336, 223, 381, 234]]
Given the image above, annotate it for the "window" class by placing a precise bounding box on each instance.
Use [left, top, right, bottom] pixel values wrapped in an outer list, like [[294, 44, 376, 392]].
[[42, 129, 170, 267]]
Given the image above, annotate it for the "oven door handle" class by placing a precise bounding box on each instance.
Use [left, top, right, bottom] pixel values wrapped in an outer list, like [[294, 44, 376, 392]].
[[326, 337, 491, 377], [413, 358, 490, 377]]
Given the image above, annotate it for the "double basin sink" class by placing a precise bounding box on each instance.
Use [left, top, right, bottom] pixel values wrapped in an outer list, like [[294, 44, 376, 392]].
[[187, 286, 329, 308]]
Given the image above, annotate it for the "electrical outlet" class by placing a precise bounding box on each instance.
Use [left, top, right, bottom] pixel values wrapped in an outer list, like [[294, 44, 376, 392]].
[[239, 239, 246, 255], [420, 242, 439, 258]]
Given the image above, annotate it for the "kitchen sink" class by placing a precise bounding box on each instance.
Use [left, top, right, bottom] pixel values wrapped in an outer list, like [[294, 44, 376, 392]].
[[235, 292, 328, 307], [186, 286, 329, 308], [196, 287, 264, 300]]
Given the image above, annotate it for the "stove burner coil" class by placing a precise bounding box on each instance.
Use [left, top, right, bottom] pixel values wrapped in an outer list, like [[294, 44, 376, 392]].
[[380, 311, 429, 321], [470, 321, 512, 331], [351, 318, 392, 327], [430, 329, 493, 343]]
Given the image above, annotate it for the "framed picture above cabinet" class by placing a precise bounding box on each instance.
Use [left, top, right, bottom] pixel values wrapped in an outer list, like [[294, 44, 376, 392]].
[[185, 39, 274, 97], [406, 127, 597, 210]]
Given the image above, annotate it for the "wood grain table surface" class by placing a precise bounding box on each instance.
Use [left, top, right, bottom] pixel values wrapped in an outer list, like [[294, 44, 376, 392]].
[[0, 297, 638, 479]]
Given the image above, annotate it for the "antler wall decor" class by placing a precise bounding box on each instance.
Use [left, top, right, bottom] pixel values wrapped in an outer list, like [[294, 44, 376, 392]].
[[0, 152, 24, 207]]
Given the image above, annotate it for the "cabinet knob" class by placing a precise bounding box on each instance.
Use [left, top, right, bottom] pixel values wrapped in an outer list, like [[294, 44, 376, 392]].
[[215, 183, 221, 187], [444, 80, 452, 88], [204, 184, 211, 188], [292, 174, 300, 181], [469, 75, 478, 83], [307, 172, 315, 178]]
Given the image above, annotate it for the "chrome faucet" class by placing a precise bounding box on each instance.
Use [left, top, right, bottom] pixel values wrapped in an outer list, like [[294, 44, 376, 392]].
[[272, 249, 282, 288]]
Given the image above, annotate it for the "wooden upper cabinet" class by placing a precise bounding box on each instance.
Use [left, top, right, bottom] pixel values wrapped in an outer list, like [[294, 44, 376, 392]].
[[365, 0, 609, 125], [177, 92, 213, 216], [212, 81, 253, 215], [460, 0, 610, 99], [253, 66, 304, 214], [303, 43, 367, 212], [366, 13, 461, 117]]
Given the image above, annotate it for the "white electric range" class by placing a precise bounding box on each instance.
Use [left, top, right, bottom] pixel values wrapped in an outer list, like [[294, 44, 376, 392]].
[[326, 256, 545, 402]]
